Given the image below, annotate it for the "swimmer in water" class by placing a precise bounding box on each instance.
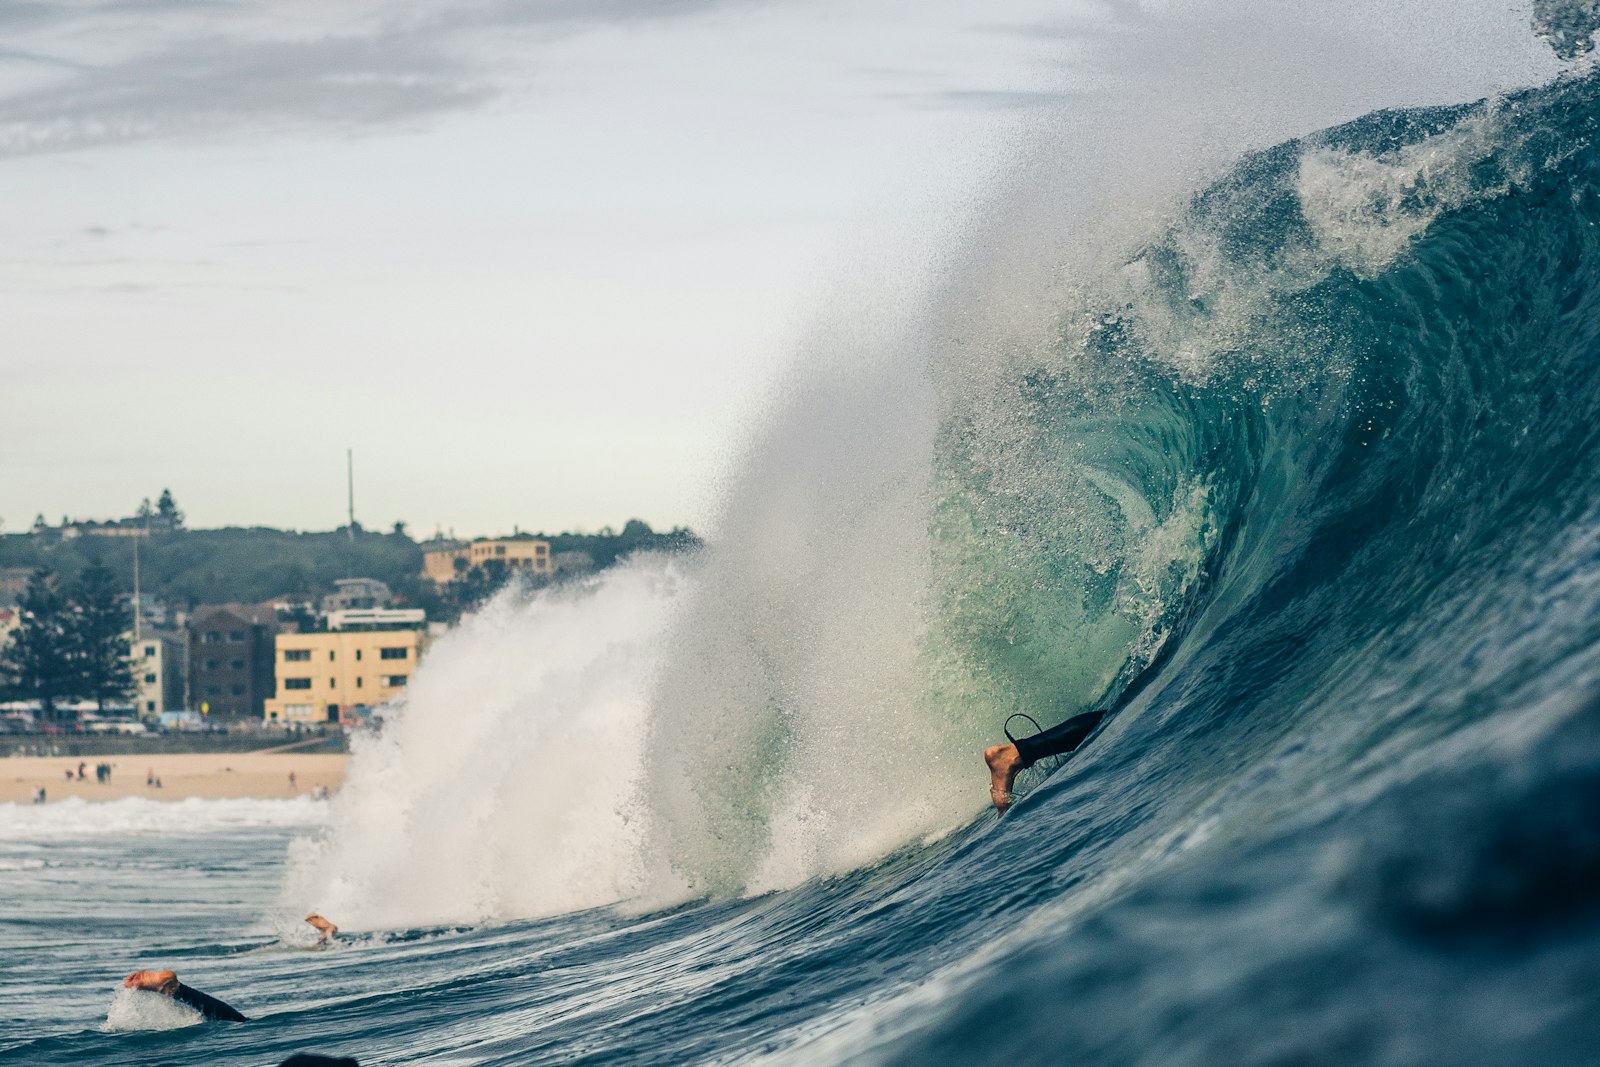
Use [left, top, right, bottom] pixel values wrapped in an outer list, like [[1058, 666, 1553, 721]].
[[305, 913, 339, 945], [122, 970, 248, 1022]]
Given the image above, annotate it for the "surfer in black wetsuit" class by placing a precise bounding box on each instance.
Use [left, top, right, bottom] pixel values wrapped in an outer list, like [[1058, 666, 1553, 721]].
[[122, 969, 248, 1022], [983, 709, 1106, 814]]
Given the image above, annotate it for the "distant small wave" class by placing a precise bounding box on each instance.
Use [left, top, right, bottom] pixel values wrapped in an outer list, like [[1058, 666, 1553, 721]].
[[0, 795, 328, 842]]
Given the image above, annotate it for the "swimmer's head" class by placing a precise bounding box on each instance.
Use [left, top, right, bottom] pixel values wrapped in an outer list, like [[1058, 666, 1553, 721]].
[[124, 970, 180, 996]]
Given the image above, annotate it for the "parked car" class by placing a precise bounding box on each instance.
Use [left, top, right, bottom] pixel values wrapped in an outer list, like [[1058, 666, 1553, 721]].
[[85, 720, 147, 735]]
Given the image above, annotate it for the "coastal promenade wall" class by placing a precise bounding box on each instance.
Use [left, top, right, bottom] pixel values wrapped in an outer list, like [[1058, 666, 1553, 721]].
[[4, 731, 349, 759]]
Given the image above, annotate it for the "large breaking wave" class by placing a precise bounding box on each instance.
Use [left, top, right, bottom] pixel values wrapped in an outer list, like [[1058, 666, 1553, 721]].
[[6, 4, 1599, 1066], [11, 3, 1600, 1065], [279, 20, 1600, 1064]]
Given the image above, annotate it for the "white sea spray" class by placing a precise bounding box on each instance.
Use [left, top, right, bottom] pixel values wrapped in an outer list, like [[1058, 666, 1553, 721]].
[[284, 558, 680, 927], [101, 988, 202, 1032]]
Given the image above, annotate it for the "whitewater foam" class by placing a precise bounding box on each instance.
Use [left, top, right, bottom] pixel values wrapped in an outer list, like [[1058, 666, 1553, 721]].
[[284, 557, 686, 927], [100, 988, 202, 1033], [1297, 108, 1529, 277], [0, 796, 326, 841]]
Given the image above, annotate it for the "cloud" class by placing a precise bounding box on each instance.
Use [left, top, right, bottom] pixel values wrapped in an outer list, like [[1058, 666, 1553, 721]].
[[0, 0, 731, 156], [0, 34, 494, 155], [975, 1, 1149, 43], [879, 88, 1077, 112]]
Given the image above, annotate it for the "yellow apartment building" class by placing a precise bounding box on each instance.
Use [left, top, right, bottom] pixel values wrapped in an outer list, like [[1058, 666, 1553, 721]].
[[423, 537, 552, 584], [263, 622, 427, 726]]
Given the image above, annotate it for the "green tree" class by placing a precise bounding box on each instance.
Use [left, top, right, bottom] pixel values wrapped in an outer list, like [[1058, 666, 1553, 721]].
[[70, 560, 136, 712], [447, 559, 512, 615], [0, 569, 75, 722], [156, 488, 184, 528]]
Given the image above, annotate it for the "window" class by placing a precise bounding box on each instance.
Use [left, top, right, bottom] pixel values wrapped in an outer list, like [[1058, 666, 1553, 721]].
[[144, 673, 157, 684], [329, 650, 336, 662], [201, 632, 221, 644], [231, 659, 245, 670], [285, 649, 311, 662], [146, 701, 155, 712], [205, 659, 220, 670], [496, 545, 506, 555], [356, 677, 363, 688], [380, 647, 409, 660], [330, 677, 337, 688], [356, 649, 363, 661], [144, 644, 156, 657], [228, 631, 245, 643], [383, 674, 408, 687], [284, 678, 312, 690], [231, 684, 245, 696]]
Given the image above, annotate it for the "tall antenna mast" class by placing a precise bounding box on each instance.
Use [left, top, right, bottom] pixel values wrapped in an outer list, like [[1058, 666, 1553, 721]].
[[132, 529, 142, 641], [347, 448, 356, 542]]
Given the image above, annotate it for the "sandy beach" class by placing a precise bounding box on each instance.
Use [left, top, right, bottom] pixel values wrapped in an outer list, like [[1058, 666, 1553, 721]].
[[2, 752, 347, 804]]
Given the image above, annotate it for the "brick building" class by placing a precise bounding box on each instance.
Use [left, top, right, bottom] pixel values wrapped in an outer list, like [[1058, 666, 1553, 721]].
[[188, 603, 279, 722]]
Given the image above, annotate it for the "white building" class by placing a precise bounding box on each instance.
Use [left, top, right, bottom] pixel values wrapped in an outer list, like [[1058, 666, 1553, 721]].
[[126, 593, 173, 629], [129, 630, 185, 715], [320, 577, 394, 613]]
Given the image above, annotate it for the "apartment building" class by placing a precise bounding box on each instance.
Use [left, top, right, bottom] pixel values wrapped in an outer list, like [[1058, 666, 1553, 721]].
[[423, 537, 552, 584], [129, 630, 185, 715], [188, 603, 278, 721], [263, 610, 427, 726]]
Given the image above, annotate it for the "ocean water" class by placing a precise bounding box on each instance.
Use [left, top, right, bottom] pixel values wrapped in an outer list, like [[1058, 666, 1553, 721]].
[[8, 3, 1600, 1064]]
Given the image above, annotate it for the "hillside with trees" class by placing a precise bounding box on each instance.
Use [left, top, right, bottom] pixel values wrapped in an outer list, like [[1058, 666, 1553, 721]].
[[0, 494, 701, 623]]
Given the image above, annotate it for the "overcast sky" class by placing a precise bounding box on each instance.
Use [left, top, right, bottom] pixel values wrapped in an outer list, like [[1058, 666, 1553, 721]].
[[0, 0, 1087, 538]]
